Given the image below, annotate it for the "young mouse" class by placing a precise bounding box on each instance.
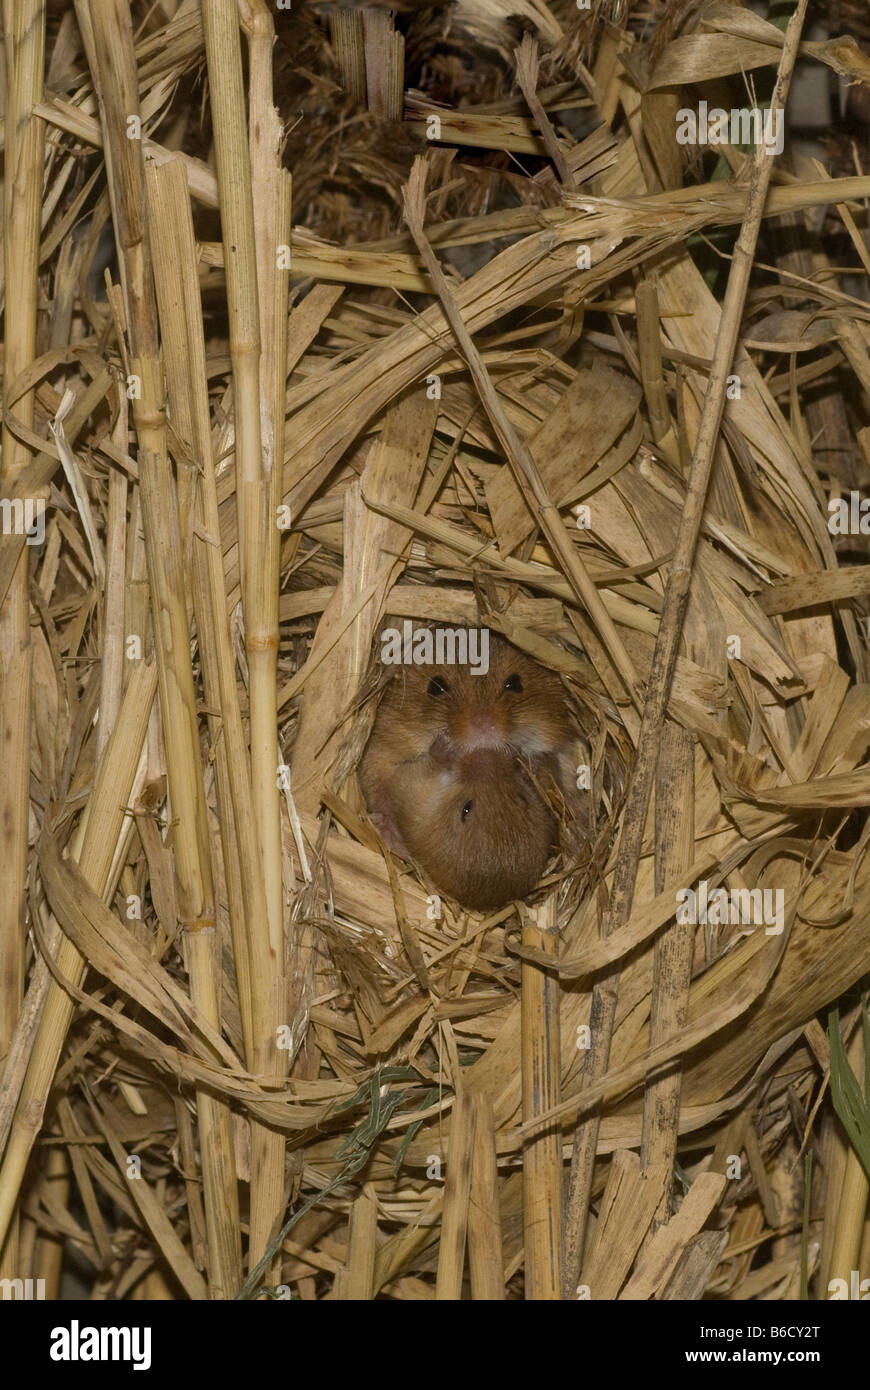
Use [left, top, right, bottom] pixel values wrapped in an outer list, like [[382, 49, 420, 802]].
[[384, 746, 559, 910], [358, 627, 580, 908], [360, 628, 576, 782]]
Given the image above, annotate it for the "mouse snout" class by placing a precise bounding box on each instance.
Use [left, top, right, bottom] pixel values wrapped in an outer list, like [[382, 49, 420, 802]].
[[452, 707, 508, 750]]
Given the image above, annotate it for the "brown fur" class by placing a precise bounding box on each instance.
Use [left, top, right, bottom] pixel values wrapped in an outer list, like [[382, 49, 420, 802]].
[[389, 748, 557, 910], [358, 629, 578, 908]]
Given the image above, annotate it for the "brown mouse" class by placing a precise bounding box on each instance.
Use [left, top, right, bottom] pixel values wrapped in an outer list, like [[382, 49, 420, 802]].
[[358, 627, 579, 908], [384, 745, 559, 910], [360, 627, 575, 773]]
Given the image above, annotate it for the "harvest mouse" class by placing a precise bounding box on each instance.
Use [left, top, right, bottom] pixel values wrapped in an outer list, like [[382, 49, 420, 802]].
[[385, 745, 559, 910], [358, 628, 579, 908], [360, 629, 575, 773]]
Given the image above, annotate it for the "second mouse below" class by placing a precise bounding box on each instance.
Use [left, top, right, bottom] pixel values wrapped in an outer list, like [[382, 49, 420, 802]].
[[385, 745, 560, 910]]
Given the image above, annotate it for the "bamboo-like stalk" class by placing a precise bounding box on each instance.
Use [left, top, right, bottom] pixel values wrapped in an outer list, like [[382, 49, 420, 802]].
[[522, 896, 563, 1300], [436, 1087, 475, 1300], [561, 0, 810, 1292], [639, 721, 695, 1229], [818, 1101, 849, 1296], [363, 8, 403, 121], [174, 1096, 208, 1273], [468, 1091, 505, 1300], [245, 0, 292, 1273], [826, 1023, 869, 1295], [338, 1182, 378, 1300], [145, 155, 266, 1081], [0, 0, 45, 1279], [97, 388, 129, 760], [201, 0, 288, 1274], [32, 1145, 69, 1298], [329, 7, 365, 104], [85, 0, 241, 1297], [0, 659, 157, 1250], [18, 1215, 36, 1289]]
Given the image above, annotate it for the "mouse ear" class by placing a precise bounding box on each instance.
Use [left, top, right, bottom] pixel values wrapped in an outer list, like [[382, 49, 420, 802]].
[[365, 794, 411, 859], [429, 729, 453, 765]]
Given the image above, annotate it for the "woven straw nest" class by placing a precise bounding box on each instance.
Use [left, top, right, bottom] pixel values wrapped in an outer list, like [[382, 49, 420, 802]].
[[2, 0, 870, 1301]]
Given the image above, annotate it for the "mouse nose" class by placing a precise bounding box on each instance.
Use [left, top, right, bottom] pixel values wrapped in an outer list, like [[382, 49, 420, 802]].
[[455, 710, 504, 750]]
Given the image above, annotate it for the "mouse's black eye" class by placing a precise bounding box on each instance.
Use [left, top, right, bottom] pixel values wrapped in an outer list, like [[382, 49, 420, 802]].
[[461, 799, 474, 821], [504, 673, 523, 693], [428, 676, 449, 697]]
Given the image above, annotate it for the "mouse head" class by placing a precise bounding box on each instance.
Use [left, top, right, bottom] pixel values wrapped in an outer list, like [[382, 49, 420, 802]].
[[394, 747, 558, 910], [374, 628, 575, 763]]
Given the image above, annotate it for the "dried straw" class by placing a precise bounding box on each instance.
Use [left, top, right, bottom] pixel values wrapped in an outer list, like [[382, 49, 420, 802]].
[[2, 0, 870, 1304]]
